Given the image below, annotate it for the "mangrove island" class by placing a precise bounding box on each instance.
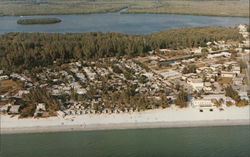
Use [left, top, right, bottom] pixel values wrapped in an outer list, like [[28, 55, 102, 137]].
[[17, 18, 62, 25]]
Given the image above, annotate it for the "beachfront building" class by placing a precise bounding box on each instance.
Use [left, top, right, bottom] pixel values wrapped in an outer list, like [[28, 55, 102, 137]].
[[9, 105, 21, 114], [191, 97, 216, 112], [34, 103, 48, 117], [0, 104, 10, 113], [36, 103, 46, 111], [57, 111, 66, 117], [191, 99, 213, 107], [191, 94, 236, 109]]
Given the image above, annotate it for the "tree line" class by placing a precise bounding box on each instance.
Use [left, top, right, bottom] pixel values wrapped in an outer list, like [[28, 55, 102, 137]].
[[0, 26, 242, 72]]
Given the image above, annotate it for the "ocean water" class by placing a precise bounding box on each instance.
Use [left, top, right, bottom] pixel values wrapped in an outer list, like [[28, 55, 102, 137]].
[[0, 13, 249, 34], [1, 126, 250, 157]]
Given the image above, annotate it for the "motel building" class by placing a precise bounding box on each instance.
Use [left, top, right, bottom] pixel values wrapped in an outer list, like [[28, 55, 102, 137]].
[[191, 95, 235, 112], [191, 98, 216, 112]]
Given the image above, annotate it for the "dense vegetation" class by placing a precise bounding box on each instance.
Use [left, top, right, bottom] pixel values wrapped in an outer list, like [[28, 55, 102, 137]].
[[225, 85, 249, 106], [20, 87, 60, 117], [124, 0, 249, 17], [0, 26, 243, 72], [175, 90, 188, 108], [0, 0, 128, 16], [17, 18, 62, 25], [182, 65, 197, 74], [0, 0, 248, 17]]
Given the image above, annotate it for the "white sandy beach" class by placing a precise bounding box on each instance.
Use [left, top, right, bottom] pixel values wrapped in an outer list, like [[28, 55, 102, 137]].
[[1, 106, 250, 134]]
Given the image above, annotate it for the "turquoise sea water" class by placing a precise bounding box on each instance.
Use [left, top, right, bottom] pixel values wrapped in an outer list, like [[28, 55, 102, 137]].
[[1, 126, 250, 157]]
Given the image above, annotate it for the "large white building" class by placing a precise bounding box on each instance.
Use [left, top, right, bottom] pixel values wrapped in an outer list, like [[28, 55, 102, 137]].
[[191, 94, 235, 108], [191, 99, 213, 108]]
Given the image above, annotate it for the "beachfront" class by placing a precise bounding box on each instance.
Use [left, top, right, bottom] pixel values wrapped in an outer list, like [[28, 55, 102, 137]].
[[1, 106, 249, 134]]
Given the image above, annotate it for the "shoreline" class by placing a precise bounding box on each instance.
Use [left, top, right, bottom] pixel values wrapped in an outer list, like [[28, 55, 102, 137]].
[[1, 11, 249, 18], [1, 119, 250, 134], [1, 106, 249, 134], [121, 11, 250, 18]]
